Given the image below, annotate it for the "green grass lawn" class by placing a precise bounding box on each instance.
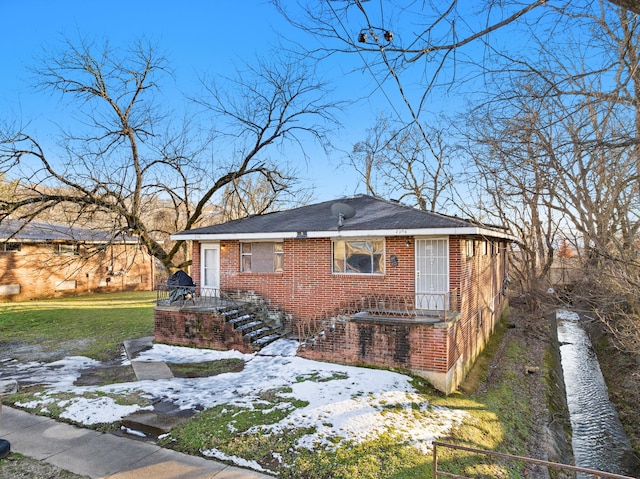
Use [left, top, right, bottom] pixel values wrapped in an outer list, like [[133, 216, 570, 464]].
[[0, 291, 156, 361]]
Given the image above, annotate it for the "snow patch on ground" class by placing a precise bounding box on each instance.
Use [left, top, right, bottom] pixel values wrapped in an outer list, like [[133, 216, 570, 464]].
[[134, 343, 250, 363], [3, 339, 468, 469], [59, 396, 153, 425], [202, 449, 274, 474]]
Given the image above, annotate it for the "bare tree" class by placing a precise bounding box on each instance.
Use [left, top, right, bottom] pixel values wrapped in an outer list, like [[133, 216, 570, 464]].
[[274, 1, 547, 98], [275, 0, 549, 215], [464, 98, 562, 308], [463, 1, 640, 347], [0, 37, 340, 273], [219, 174, 313, 221], [608, 0, 640, 14], [348, 114, 453, 211]]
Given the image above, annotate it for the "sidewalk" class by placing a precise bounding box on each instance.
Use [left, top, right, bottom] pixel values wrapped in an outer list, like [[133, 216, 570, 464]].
[[0, 406, 273, 479]]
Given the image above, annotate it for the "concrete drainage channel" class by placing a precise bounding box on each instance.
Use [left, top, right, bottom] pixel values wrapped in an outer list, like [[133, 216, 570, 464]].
[[555, 311, 640, 477]]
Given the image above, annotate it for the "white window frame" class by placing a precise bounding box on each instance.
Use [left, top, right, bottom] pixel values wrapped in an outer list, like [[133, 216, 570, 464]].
[[55, 243, 80, 256], [240, 241, 284, 273], [415, 237, 449, 310], [466, 240, 475, 258], [0, 242, 20, 253], [200, 243, 220, 294], [332, 238, 385, 275]]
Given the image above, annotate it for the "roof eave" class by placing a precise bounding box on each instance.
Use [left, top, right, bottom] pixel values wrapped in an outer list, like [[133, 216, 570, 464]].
[[172, 227, 515, 242], [0, 238, 140, 244]]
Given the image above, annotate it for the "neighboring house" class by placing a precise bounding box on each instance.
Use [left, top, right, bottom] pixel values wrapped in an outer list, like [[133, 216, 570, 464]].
[[156, 195, 512, 393], [0, 220, 153, 301]]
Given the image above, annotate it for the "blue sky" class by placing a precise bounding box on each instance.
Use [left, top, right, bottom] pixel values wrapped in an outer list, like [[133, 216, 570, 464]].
[[0, 0, 385, 201], [0, 1, 550, 206]]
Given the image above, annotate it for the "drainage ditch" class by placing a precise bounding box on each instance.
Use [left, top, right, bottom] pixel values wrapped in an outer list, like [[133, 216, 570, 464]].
[[555, 310, 639, 478]]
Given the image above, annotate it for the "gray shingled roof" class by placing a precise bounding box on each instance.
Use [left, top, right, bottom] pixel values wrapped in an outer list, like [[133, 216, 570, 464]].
[[173, 195, 509, 239], [0, 219, 138, 243]]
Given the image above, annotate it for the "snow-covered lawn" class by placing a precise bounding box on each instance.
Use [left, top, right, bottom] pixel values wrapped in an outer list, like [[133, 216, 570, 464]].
[[2, 339, 467, 473]]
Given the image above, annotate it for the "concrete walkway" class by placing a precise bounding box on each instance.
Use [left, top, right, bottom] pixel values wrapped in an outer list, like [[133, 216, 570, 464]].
[[123, 337, 175, 381], [1, 406, 273, 479]]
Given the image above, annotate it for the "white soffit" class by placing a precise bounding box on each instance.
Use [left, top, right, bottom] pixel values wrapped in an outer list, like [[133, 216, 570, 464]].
[[172, 227, 514, 242]]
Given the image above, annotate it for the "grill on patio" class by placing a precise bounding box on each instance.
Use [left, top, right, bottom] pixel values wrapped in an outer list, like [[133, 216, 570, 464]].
[[161, 270, 196, 305]]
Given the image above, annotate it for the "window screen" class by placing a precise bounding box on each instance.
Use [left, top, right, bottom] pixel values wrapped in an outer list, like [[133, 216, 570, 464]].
[[240, 242, 283, 273]]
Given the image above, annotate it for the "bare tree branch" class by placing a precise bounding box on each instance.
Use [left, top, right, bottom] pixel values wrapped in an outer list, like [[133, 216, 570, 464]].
[[1, 37, 341, 274]]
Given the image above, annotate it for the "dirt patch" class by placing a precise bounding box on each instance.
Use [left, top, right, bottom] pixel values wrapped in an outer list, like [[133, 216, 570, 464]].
[[0, 453, 89, 479], [511, 303, 573, 479], [167, 358, 245, 378], [73, 355, 246, 386], [0, 339, 95, 363], [460, 298, 574, 479]]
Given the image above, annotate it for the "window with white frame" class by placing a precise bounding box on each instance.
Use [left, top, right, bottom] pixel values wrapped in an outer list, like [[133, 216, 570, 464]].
[[332, 239, 384, 274], [0, 242, 20, 253], [54, 243, 80, 256], [466, 240, 475, 258], [240, 242, 283, 273]]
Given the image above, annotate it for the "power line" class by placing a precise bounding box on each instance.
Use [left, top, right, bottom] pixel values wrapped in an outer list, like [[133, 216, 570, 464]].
[[325, 0, 406, 124]]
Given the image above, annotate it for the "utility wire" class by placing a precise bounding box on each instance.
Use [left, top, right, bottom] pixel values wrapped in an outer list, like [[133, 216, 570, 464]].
[[325, 0, 405, 124]]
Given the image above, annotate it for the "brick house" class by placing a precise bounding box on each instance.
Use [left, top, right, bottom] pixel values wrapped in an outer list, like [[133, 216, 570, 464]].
[[0, 220, 153, 301], [156, 195, 512, 393]]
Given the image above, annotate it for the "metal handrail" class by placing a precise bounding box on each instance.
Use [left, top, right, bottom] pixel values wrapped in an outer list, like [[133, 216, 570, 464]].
[[156, 285, 239, 311], [432, 441, 636, 479], [296, 290, 461, 345], [344, 290, 460, 319]]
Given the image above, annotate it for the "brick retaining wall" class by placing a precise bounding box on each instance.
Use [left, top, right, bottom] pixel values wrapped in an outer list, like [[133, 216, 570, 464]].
[[154, 307, 258, 354]]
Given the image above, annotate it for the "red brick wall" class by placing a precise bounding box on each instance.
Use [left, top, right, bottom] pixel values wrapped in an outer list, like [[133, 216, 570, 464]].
[[449, 238, 508, 376], [154, 307, 257, 354], [192, 241, 201, 278], [193, 236, 416, 322], [0, 243, 153, 301], [297, 236, 509, 392]]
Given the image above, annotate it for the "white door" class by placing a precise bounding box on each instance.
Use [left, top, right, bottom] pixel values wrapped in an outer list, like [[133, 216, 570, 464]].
[[415, 238, 449, 310], [200, 243, 220, 297]]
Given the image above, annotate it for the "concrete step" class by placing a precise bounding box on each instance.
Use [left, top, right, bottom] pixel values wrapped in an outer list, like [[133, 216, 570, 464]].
[[221, 308, 242, 318], [121, 411, 187, 438], [243, 327, 271, 340], [253, 333, 283, 346], [131, 361, 174, 381], [235, 320, 263, 332], [228, 314, 254, 326]]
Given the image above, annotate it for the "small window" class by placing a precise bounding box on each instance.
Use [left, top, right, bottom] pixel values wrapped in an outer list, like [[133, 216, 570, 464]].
[[0, 242, 20, 253], [240, 242, 283, 273], [333, 239, 384, 274], [55, 244, 80, 256], [466, 240, 475, 258], [482, 241, 489, 256]]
